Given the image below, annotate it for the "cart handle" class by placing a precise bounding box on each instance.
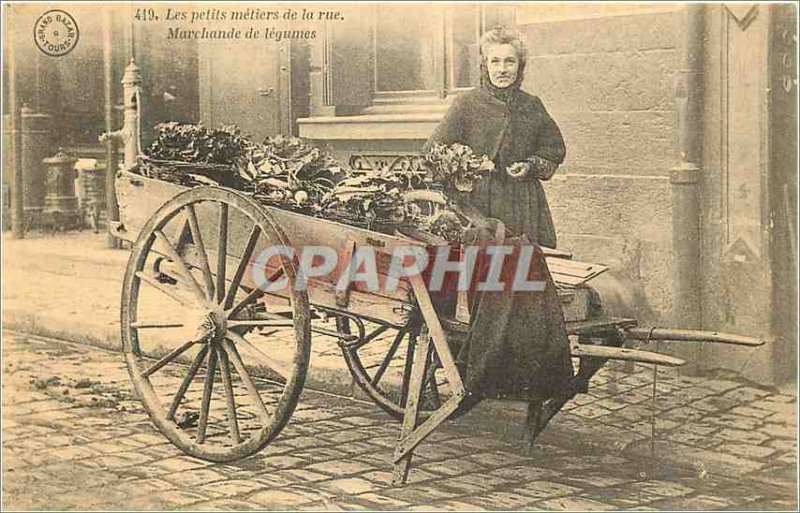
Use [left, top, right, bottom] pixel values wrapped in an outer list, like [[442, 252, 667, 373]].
[[625, 327, 766, 347]]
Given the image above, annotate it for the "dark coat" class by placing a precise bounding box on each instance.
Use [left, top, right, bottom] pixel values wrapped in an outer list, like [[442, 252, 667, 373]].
[[427, 87, 566, 248], [428, 88, 574, 403]]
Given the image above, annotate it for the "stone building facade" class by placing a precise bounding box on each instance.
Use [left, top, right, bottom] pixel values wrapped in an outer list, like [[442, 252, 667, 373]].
[[3, 3, 796, 385]]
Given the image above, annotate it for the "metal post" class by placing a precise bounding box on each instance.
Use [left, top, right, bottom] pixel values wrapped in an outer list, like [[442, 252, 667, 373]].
[[103, 11, 120, 249], [671, 4, 704, 331], [21, 107, 53, 222], [8, 15, 24, 238]]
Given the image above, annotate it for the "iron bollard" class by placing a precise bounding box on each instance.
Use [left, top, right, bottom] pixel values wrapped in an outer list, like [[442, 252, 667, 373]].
[[42, 148, 81, 231], [76, 159, 107, 232]]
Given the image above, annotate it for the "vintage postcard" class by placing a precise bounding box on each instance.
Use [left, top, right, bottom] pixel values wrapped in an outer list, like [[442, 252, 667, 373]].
[[2, 1, 797, 511]]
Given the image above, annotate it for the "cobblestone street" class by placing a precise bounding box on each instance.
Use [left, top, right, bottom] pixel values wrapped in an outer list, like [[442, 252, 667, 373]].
[[2, 330, 797, 510]]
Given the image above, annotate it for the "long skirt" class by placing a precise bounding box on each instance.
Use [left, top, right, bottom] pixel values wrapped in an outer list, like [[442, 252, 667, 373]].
[[454, 226, 574, 402]]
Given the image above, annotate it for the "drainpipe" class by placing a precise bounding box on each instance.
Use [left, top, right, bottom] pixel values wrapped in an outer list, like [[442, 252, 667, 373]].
[[671, 4, 704, 332]]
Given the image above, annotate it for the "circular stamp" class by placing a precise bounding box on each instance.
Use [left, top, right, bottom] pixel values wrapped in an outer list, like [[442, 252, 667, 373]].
[[34, 10, 79, 57]]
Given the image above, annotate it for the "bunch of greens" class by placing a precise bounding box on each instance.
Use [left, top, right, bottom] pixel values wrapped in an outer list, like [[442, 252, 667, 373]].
[[320, 173, 424, 230], [145, 122, 247, 165], [423, 142, 495, 193], [425, 210, 465, 243], [241, 135, 345, 211]]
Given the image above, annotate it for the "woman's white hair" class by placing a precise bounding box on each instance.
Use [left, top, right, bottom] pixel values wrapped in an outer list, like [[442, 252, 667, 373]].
[[479, 27, 528, 66]]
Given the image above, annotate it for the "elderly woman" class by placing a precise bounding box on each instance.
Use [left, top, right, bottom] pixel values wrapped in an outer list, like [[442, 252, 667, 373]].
[[427, 28, 573, 439], [428, 27, 565, 248]]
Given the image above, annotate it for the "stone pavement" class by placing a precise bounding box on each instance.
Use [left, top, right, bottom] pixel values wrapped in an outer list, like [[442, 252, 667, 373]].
[[2, 231, 391, 397], [2, 331, 797, 511]]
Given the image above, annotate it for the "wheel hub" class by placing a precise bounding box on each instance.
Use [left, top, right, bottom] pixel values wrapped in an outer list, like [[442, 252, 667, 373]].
[[191, 309, 227, 343]]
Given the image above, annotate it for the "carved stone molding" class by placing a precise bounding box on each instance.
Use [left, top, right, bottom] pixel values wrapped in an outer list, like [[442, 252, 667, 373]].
[[348, 153, 425, 173], [720, 3, 768, 259], [725, 3, 758, 31]]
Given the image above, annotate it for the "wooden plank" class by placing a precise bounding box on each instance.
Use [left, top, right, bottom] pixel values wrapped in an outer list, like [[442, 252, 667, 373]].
[[291, 281, 411, 327], [565, 317, 637, 336], [335, 240, 357, 308], [545, 256, 600, 271], [625, 327, 766, 347], [541, 247, 573, 259], [548, 265, 597, 279], [546, 261, 605, 279], [550, 273, 591, 286], [160, 251, 412, 327], [392, 327, 431, 486], [547, 259, 608, 285], [570, 344, 685, 367], [393, 394, 463, 462], [116, 172, 186, 244], [407, 272, 465, 395], [442, 316, 637, 337]]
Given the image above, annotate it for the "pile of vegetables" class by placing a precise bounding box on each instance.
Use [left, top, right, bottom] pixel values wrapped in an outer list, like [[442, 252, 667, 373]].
[[321, 173, 425, 230], [424, 142, 495, 193], [137, 123, 496, 241], [146, 122, 247, 165], [242, 135, 345, 212]]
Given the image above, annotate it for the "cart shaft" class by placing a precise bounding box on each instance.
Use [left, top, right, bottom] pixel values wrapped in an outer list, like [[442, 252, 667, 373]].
[[626, 327, 766, 347]]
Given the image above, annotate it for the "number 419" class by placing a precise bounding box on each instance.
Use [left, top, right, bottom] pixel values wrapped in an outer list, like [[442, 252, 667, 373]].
[[135, 9, 156, 21]]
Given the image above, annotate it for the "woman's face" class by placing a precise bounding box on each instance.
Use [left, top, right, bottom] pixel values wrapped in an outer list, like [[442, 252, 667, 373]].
[[485, 43, 519, 89]]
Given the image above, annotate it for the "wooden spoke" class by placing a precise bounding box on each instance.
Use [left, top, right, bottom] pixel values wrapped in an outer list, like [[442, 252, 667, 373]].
[[185, 204, 215, 299], [224, 224, 261, 309], [226, 330, 291, 380], [227, 320, 295, 329], [253, 310, 293, 321], [266, 266, 286, 283], [227, 286, 264, 318], [423, 346, 442, 409], [216, 203, 229, 304], [220, 338, 271, 422], [167, 345, 210, 421], [216, 346, 241, 445], [398, 334, 417, 407], [131, 321, 186, 329], [154, 230, 207, 304], [135, 271, 194, 308], [227, 267, 285, 317], [370, 330, 407, 387], [196, 346, 219, 444], [141, 339, 198, 378]]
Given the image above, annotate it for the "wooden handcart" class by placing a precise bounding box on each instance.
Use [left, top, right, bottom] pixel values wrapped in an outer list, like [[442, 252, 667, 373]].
[[114, 168, 764, 485]]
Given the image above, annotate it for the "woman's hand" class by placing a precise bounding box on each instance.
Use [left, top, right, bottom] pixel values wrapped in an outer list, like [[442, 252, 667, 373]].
[[506, 156, 559, 180], [506, 161, 530, 179], [529, 155, 558, 180]]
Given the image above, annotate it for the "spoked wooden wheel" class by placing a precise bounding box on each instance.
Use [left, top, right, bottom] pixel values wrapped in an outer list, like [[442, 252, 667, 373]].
[[121, 187, 310, 462], [338, 315, 471, 421]]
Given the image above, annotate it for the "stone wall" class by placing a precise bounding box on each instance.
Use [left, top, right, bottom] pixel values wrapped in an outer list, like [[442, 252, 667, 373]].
[[517, 10, 680, 325]]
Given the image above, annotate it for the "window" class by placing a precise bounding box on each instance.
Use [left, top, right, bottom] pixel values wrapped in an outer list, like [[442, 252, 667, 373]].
[[371, 5, 496, 102], [310, 5, 514, 114]]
